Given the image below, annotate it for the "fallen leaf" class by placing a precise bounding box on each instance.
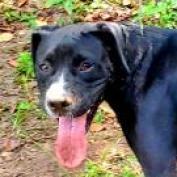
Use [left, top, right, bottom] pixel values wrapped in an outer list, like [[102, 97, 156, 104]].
[[0, 152, 14, 161], [102, 13, 113, 21], [84, 7, 131, 22], [90, 123, 105, 132], [0, 138, 22, 152], [17, 0, 28, 7], [122, 0, 131, 6], [0, 33, 13, 42], [36, 19, 48, 26], [7, 59, 17, 67]]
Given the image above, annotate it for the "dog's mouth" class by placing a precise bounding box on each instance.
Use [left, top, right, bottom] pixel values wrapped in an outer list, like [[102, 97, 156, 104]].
[[54, 100, 101, 169]]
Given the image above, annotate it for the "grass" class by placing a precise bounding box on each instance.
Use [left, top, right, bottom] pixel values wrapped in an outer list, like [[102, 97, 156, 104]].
[[11, 100, 47, 137], [82, 156, 141, 177], [94, 109, 105, 124], [120, 167, 137, 177], [12, 51, 47, 136], [13, 51, 34, 129], [4, 8, 37, 28], [45, 0, 75, 15], [119, 156, 141, 177], [15, 51, 34, 93], [16, 51, 34, 80], [11, 100, 33, 136], [134, 0, 177, 28], [83, 160, 115, 177]]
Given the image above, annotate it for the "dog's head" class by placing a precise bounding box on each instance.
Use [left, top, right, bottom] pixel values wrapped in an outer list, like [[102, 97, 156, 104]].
[[31, 22, 129, 168], [32, 22, 129, 121]]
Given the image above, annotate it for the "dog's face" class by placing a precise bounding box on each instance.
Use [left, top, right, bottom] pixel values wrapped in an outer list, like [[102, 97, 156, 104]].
[[31, 23, 130, 168], [32, 25, 113, 122]]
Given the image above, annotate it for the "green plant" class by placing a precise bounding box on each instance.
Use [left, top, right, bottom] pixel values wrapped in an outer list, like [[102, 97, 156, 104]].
[[47, 0, 107, 22], [119, 156, 142, 177], [134, 0, 177, 28], [121, 167, 137, 177], [4, 9, 37, 27], [11, 99, 47, 138], [45, 0, 74, 14], [15, 51, 34, 96], [84, 160, 114, 177], [94, 110, 105, 124], [11, 100, 33, 129], [16, 51, 34, 81]]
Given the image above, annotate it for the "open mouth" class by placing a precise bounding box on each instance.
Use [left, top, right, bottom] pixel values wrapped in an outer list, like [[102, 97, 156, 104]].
[[54, 100, 101, 169]]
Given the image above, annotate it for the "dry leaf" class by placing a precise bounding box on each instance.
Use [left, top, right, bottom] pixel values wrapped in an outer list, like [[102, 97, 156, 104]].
[[0, 152, 13, 160], [122, 0, 131, 6], [84, 7, 131, 22], [0, 33, 13, 42], [7, 59, 17, 67], [17, 0, 28, 7], [100, 102, 116, 118], [0, 138, 21, 152], [36, 20, 48, 26], [90, 123, 105, 132]]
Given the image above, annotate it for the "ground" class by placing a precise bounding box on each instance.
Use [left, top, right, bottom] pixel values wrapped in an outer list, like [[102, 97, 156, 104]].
[[0, 2, 143, 177]]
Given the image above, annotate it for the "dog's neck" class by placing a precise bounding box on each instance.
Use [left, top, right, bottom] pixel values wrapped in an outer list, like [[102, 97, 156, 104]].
[[104, 24, 155, 124]]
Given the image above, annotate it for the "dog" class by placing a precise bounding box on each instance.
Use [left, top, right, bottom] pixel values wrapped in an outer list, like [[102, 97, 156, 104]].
[[32, 22, 177, 177]]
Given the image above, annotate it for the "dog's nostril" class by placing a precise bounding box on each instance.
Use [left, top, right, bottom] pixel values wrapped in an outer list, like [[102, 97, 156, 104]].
[[61, 101, 70, 107], [48, 100, 71, 113], [49, 101, 58, 109]]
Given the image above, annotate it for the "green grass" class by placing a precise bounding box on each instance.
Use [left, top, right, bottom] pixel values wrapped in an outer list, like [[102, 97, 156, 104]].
[[134, 0, 177, 28], [94, 109, 105, 124], [11, 100, 33, 129], [120, 167, 137, 177], [4, 9, 37, 28], [16, 52, 34, 79], [83, 157, 140, 177], [45, 0, 74, 15], [83, 160, 115, 177], [11, 100, 47, 136], [119, 156, 143, 177], [15, 51, 34, 90]]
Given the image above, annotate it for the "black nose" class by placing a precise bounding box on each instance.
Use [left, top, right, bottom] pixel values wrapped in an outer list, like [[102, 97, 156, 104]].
[[48, 100, 71, 114]]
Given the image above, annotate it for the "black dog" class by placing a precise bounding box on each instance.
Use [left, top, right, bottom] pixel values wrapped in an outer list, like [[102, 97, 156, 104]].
[[32, 22, 177, 177]]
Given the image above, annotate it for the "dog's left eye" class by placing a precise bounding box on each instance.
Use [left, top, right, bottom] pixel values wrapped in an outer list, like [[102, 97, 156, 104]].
[[39, 62, 52, 73], [78, 62, 93, 72]]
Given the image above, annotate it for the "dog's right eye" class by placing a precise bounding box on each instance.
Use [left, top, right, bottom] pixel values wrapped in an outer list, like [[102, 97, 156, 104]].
[[39, 62, 52, 73]]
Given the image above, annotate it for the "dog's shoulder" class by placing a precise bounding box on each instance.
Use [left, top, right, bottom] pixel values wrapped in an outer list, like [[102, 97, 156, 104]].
[[122, 24, 177, 94]]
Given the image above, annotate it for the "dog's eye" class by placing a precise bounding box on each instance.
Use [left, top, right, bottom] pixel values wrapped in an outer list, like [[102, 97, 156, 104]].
[[78, 62, 93, 72], [39, 62, 52, 73]]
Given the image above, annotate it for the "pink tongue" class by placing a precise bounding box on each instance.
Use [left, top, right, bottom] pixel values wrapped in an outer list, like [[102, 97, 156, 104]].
[[54, 115, 87, 169]]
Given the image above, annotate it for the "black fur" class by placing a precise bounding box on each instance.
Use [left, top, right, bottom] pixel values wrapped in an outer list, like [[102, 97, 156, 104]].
[[32, 22, 177, 177]]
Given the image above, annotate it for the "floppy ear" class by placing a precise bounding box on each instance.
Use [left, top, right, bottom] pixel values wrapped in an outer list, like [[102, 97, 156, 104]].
[[31, 25, 60, 61], [88, 23, 130, 74]]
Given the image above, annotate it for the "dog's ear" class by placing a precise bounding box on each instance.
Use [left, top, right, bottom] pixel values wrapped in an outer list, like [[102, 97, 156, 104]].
[[31, 25, 59, 61], [88, 23, 130, 74]]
